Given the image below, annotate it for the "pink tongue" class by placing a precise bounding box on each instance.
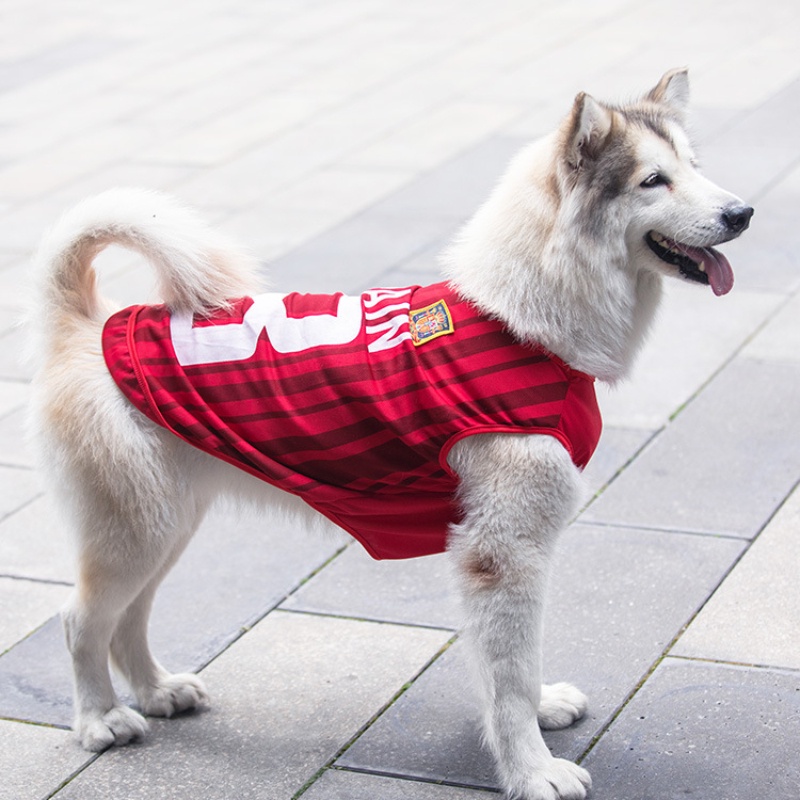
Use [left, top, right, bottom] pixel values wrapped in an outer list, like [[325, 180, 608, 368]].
[[676, 242, 734, 296]]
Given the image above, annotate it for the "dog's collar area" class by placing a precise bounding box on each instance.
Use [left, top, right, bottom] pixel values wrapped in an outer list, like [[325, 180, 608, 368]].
[[645, 231, 734, 296]]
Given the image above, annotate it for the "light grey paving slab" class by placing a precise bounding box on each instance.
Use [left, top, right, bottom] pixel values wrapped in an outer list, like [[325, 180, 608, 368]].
[[580, 425, 653, 500], [595, 282, 781, 430], [0, 507, 346, 727], [0, 465, 41, 520], [266, 211, 452, 295], [53, 612, 451, 800], [0, 577, 70, 655], [741, 290, 800, 363], [584, 358, 800, 538], [365, 136, 524, 223], [0, 406, 34, 468], [302, 768, 496, 799], [338, 524, 745, 786], [673, 484, 800, 669], [0, 495, 75, 583], [283, 548, 461, 630], [0, 719, 93, 800], [718, 163, 800, 295], [0, 326, 32, 380], [582, 659, 800, 800], [0, 378, 27, 417]]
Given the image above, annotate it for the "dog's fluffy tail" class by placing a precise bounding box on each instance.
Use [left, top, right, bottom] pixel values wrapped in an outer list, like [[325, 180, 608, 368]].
[[33, 187, 260, 323]]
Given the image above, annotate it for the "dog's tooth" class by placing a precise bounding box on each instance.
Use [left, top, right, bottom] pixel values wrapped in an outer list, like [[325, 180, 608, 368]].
[[698, 261, 706, 272]]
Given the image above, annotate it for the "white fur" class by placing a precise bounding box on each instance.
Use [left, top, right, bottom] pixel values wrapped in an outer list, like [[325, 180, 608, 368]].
[[28, 71, 751, 800]]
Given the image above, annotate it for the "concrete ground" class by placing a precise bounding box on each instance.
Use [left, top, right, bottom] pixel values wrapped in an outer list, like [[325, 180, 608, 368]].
[[1, 0, 799, 798]]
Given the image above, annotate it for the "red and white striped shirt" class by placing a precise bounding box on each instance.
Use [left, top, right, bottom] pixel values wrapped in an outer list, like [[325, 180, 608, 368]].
[[102, 282, 601, 559]]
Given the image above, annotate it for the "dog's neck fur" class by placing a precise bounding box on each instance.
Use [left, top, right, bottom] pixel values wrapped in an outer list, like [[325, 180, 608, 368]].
[[443, 136, 663, 384]]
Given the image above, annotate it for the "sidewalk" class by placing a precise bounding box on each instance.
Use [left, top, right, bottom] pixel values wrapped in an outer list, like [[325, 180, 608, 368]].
[[1, 1, 799, 798]]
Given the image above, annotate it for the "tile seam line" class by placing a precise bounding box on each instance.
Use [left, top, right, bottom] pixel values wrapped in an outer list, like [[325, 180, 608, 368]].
[[319, 764, 500, 795], [276, 605, 458, 634], [666, 653, 800, 675], [292, 635, 458, 799], [582, 286, 798, 510], [572, 518, 750, 541], [577, 474, 800, 764], [0, 573, 72, 587]]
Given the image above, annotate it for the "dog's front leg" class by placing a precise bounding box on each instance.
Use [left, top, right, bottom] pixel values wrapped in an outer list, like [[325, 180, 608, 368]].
[[448, 434, 591, 800]]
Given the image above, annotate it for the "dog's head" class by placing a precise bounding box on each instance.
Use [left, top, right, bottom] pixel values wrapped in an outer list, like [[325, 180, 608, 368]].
[[560, 68, 753, 296]]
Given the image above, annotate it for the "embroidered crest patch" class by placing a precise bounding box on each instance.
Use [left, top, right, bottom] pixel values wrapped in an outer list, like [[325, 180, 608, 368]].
[[409, 299, 454, 346]]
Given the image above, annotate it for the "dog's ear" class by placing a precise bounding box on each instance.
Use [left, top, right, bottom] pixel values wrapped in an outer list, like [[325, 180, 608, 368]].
[[565, 92, 613, 170], [647, 68, 690, 115]]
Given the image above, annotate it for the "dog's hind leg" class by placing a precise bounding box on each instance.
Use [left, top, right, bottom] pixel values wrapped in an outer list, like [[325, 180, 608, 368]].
[[448, 433, 591, 800], [60, 441, 213, 752], [109, 498, 211, 722]]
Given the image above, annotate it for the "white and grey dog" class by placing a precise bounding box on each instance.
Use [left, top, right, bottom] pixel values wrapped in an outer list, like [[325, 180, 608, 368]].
[[29, 69, 752, 800]]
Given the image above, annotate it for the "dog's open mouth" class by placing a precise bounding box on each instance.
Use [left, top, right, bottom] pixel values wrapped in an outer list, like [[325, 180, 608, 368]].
[[646, 231, 734, 296]]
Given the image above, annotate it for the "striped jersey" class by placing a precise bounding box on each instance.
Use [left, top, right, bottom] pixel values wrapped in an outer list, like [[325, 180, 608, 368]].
[[102, 282, 602, 559]]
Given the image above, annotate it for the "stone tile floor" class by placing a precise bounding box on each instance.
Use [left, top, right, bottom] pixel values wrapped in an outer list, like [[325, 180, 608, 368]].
[[0, 1, 798, 798]]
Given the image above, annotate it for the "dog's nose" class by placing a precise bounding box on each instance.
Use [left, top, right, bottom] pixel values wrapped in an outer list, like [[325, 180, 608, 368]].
[[722, 204, 754, 234]]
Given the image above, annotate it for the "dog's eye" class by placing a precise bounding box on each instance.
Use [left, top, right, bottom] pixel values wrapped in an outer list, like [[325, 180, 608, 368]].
[[640, 173, 669, 188]]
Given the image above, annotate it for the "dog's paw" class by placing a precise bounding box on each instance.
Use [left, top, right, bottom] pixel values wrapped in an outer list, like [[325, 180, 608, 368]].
[[78, 705, 149, 752], [139, 673, 209, 718], [508, 758, 591, 800], [537, 682, 588, 731]]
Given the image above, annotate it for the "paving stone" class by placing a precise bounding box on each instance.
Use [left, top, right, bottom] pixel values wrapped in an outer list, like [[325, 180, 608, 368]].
[[583, 358, 800, 537], [338, 524, 744, 786], [283, 547, 461, 630], [53, 612, 451, 800], [0, 507, 347, 727], [302, 768, 496, 799], [0, 406, 34, 468], [673, 485, 800, 670], [741, 290, 800, 363], [582, 659, 800, 800], [0, 719, 92, 800], [0, 465, 41, 520], [0, 577, 71, 655], [595, 282, 781, 430], [0, 495, 75, 583], [580, 425, 653, 501], [365, 136, 525, 224], [0, 378, 27, 418], [266, 211, 451, 294]]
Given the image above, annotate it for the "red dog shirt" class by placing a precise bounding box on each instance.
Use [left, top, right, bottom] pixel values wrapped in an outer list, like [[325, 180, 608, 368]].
[[102, 282, 602, 559]]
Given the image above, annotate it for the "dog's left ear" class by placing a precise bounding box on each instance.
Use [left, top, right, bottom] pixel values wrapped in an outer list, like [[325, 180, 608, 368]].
[[565, 92, 613, 171], [647, 68, 690, 116]]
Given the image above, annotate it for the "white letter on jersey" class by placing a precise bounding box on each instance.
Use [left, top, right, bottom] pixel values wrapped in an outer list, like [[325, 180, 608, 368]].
[[171, 293, 363, 365]]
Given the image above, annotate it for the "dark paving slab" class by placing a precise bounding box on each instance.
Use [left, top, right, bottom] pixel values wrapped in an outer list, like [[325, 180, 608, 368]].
[[0, 508, 345, 728], [582, 357, 800, 537], [582, 658, 800, 800], [283, 548, 460, 630], [338, 524, 745, 786], [52, 612, 450, 800]]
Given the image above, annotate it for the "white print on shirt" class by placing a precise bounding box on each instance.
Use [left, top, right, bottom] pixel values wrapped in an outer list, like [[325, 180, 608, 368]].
[[170, 288, 413, 366]]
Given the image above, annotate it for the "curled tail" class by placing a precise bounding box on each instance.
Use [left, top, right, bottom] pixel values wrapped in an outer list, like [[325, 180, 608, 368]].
[[34, 187, 261, 323]]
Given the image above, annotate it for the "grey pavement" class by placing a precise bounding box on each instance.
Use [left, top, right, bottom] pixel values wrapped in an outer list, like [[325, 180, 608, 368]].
[[1, 1, 798, 798]]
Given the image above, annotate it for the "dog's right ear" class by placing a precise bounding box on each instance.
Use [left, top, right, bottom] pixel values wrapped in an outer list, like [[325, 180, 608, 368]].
[[564, 92, 613, 171]]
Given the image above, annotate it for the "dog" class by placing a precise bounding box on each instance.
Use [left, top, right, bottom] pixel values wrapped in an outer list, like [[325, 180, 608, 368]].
[[29, 68, 752, 800]]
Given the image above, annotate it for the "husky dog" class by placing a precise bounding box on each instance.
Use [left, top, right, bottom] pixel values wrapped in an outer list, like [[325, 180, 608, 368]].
[[29, 69, 752, 800]]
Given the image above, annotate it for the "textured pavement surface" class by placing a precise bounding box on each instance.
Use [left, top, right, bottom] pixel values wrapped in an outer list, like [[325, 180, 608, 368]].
[[1, 1, 799, 798]]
